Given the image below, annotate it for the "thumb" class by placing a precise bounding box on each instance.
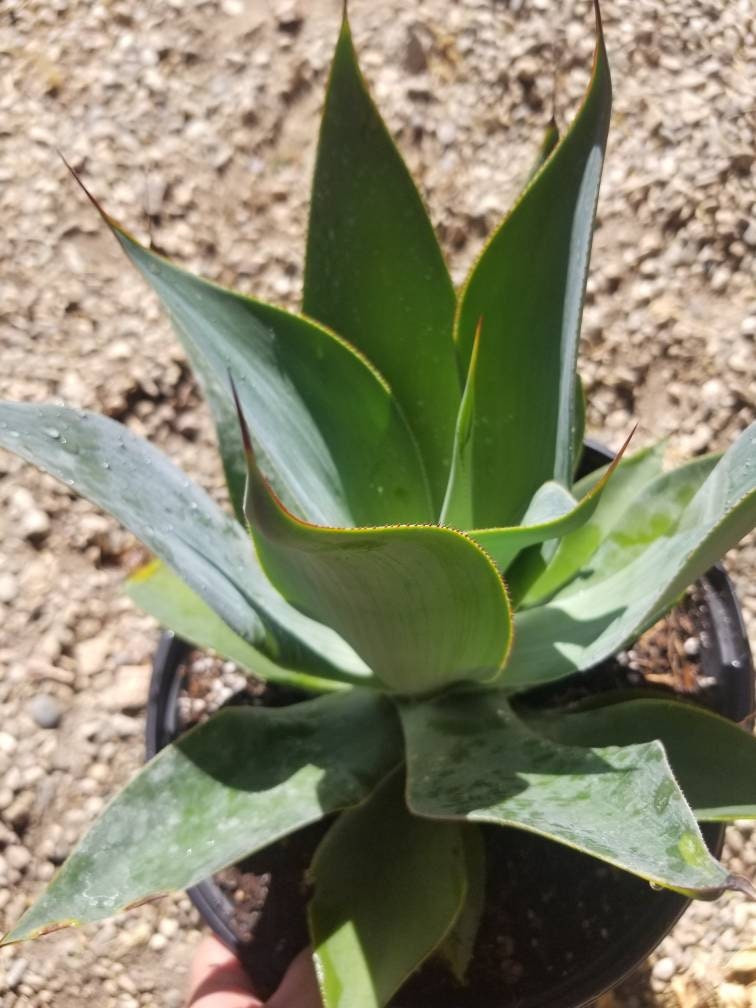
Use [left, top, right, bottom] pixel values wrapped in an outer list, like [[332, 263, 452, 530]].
[[186, 934, 263, 1008]]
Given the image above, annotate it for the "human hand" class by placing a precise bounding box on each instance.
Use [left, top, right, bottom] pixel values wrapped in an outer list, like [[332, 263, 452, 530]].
[[186, 934, 322, 1008]]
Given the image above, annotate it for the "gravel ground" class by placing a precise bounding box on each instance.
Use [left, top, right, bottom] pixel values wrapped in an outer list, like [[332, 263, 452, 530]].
[[0, 0, 754, 1005]]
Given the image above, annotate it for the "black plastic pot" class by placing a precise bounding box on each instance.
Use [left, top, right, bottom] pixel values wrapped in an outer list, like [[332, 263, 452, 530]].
[[145, 442, 754, 1007]]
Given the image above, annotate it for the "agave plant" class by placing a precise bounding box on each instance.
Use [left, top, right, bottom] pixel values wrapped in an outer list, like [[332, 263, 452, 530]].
[[1, 4, 756, 1006]]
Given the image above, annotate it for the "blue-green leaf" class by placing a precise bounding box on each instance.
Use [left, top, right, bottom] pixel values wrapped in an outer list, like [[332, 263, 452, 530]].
[[3, 690, 401, 944], [400, 691, 744, 897], [530, 698, 756, 823], [0, 403, 369, 686], [65, 168, 432, 527], [454, 3, 611, 526], [303, 12, 459, 513], [115, 229, 432, 527]]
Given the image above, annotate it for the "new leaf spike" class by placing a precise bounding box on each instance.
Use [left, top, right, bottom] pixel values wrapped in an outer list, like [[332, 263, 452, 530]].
[[440, 318, 482, 529], [469, 425, 637, 572]]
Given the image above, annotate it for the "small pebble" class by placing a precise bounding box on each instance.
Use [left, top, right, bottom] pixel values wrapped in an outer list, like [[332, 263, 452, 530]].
[[117, 974, 137, 995], [0, 573, 18, 604], [437, 121, 457, 146], [5, 958, 28, 990], [726, 950, 756, 982], [726, 829, 745, 856], [159, 917, 179, 939], [719, 982, 748, 1008], [5, 792, 34, 833], [19, 507, 51, 542], [0, 732, 18, 755], [652, 957, 677, 982], [5, 844, 32, 872], [683, 637, 700, 657], [28, 693, 63, 730]]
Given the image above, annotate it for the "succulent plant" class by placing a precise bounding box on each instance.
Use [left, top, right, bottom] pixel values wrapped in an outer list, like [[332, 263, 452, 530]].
[[1, 3, 756, 1005]]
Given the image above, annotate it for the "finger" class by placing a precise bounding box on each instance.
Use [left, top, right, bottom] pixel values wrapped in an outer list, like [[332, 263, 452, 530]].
[[186, 933, 263, 1008], [267, 948, 322, 1008]]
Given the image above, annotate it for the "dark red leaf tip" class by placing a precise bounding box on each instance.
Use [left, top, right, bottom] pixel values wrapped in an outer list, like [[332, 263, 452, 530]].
[[57, 150, 113, 225], [228, 372, 254, 460], [727, 873, 756, 901]]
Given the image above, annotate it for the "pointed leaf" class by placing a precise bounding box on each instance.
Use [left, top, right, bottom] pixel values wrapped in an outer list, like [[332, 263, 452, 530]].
[[504, 425, 756, 689], [530, 698, 756, 822], [573, 439, 664, 500], [561, 454, 720, 594], [469, 427, 633, 571], [119, 229, 432, 526], [505, 440, 665, 606], [454, 4, 611, 526], [309, 772, 466, 1008], [126, 560, 358, 692], [3, 690, 401, 944], [65, 171, 432, 527], [237, 395, 513, 695], [400, 692, 742, 897], [439, 322, 480, 528], [519, 445, 701, 606], [303, 13, 459, 512], [0, 403, 370, 686]]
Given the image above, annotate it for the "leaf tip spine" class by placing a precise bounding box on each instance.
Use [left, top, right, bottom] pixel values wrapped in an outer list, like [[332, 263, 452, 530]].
[[727, 873, 756, 901], [228, 372, 254, 464], [59, 151, 116, 229]]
